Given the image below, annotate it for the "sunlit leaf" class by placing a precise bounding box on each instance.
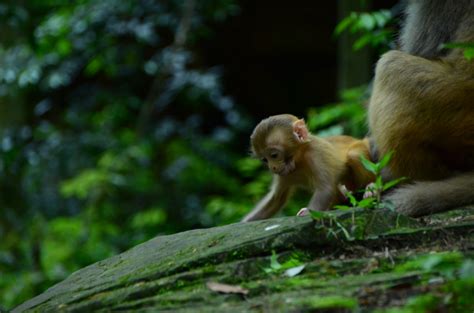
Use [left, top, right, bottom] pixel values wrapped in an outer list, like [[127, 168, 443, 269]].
[[357, 197, 375, 208], [358, 13, 376, 30], [360, 155, 377, 173]]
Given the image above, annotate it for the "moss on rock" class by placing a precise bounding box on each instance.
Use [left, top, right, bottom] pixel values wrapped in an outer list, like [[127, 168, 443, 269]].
[[13, 207, 474, 312]]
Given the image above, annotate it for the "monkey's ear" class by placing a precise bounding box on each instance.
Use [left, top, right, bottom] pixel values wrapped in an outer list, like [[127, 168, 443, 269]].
[[292, 119, 310, 143]]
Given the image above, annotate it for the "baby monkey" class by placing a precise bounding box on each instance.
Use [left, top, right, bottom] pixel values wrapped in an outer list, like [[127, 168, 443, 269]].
[[242, 114, 374, 222]]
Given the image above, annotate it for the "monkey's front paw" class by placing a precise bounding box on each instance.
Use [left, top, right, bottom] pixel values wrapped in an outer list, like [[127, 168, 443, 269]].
[[296, 207, 310, 216], [338, 184, 349, 199]]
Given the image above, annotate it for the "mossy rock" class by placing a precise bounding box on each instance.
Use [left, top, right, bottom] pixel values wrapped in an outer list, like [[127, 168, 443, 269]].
[[14, 207, 474, 312]]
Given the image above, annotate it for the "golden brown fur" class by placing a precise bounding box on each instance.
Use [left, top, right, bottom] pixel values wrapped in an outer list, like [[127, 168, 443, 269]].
[[368, 0, 474, 216], [242, 114, 374, 222]]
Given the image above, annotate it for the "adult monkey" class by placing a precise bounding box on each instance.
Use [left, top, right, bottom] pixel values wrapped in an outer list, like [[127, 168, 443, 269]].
[[369, 0, 474, 217]]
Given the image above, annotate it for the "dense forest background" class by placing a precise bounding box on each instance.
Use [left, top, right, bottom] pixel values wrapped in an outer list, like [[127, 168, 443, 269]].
[[0, 0, 401, 309]]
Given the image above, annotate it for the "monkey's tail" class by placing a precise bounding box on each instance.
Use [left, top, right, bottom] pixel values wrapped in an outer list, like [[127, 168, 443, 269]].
[[385, 172, 474, 217]]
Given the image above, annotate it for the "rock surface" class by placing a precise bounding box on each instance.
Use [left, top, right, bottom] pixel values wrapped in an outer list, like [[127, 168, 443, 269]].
[[14, 208, 474, 312]]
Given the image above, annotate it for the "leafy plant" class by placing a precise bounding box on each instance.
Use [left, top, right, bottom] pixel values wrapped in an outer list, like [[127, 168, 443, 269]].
[[309, 210, 353, 240], [334, 152, 406, 211], [310, 152, 407, 241], [335, 9, 394, 52], [263, 251, 306, 276], [306, 86, 368, 138]]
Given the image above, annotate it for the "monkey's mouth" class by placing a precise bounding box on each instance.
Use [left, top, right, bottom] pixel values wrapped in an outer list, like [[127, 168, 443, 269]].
[[275, 161, 295, 176]]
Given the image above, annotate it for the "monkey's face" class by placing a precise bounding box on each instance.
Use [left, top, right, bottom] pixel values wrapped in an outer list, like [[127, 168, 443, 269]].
[[258, 146, 296, 176], [251, 125, 300, 176]]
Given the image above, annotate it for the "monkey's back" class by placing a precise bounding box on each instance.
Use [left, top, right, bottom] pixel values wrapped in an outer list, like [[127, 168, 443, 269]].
[[324, 136, 374, 191], [325, 135, 367, 157]]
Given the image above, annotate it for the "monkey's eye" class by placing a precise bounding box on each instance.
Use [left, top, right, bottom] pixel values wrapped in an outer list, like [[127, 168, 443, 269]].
[[270, 152, 279, 159], [261, 158, 268, 164]]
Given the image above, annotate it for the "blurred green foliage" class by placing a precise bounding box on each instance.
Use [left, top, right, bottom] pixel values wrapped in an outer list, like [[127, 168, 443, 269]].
[[307, 86, 368, 138], [0, 1, 388, 310], [335, 9, 395, 53], [0, 0, 250, 308]]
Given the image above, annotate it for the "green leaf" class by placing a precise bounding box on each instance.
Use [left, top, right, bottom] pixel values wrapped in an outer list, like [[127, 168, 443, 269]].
[[85, 57, 103, 76], [334, 15, 355, 36], [56, 39, 72, 56], [442, 42, 474, 49], [357, 197, 375, 209], [353, 33, 372, 50], [374, 175, 383, 189], [263, 250, 285, 274], [360, 155, 377, 173], [334, 205, 351, 210], [304, 295, 358, 309], [378, 151, 394, 169], [383, 177, 407, 191], [464, 48, 474, 60], [270, 251, 282, 270], [327, 228, 338, 239], [442, 42, 474, 61], [334, 220, 353, 241], [358, 13, 376, 30], [310, 210, 329, 220], [347, 191, 358, 207], [373, 10, 391, 27], [131, 208, 167, 229], [60, 169, 109, 199]]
